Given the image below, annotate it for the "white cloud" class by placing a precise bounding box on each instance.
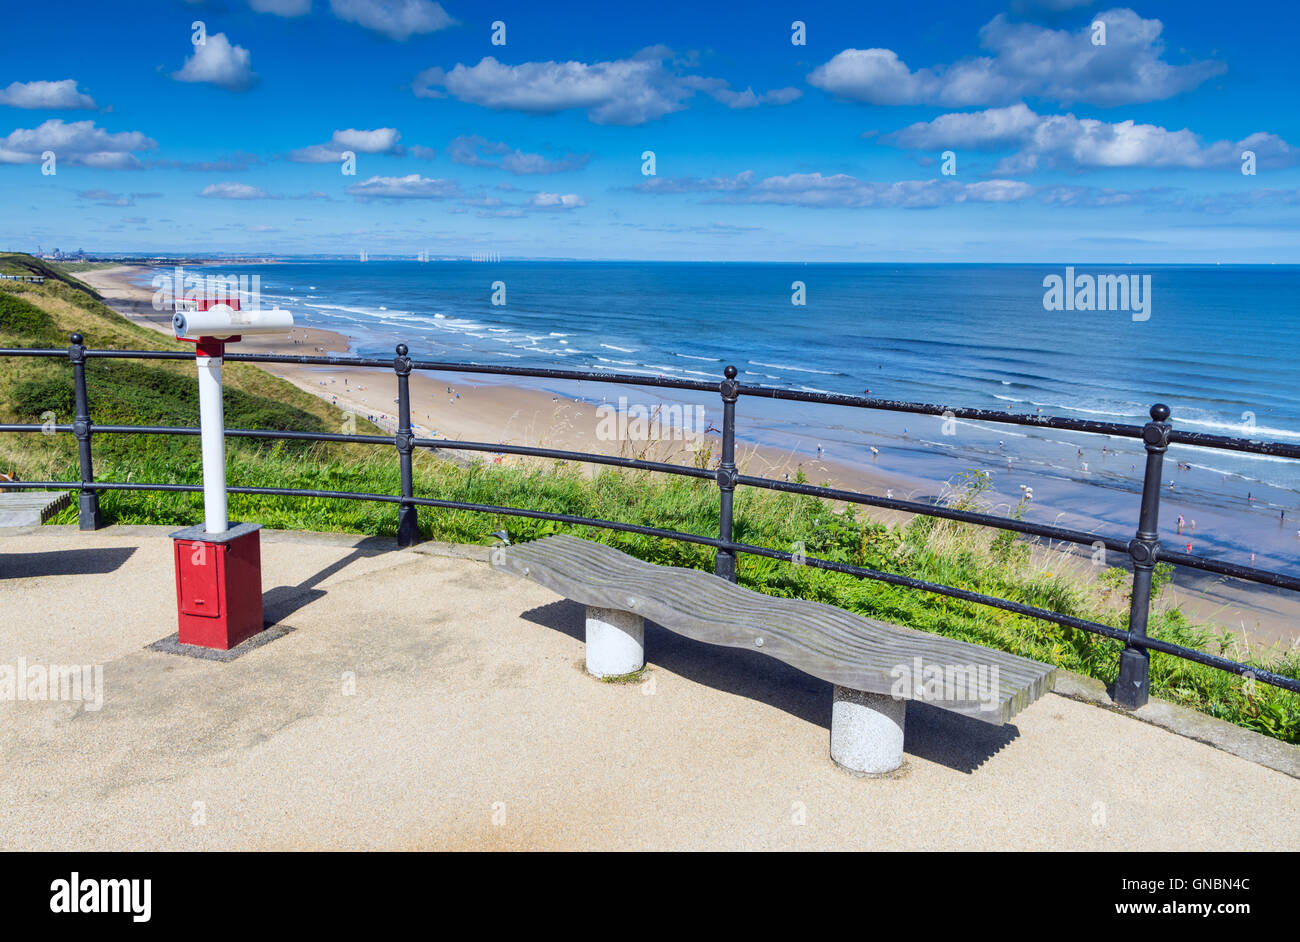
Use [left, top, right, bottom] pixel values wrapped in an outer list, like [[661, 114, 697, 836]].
[[76, 189, 160, 207], [529, 192, 586, 210], [329, 0, 453, 41], [172, 33, 256, 92], [684, 77, 803, 109], [809, 9, 1224, 107], [289, 127, 402, 162], [78, 189, 132, 206], [1038, 185, 1155, 207], [739, 173, 1034, 208], [289, 144, 348, 163], [249, 0, 312, 14], [333, 127, 401, 152], [0, 119, 155, 168], [634, 170, 756, 194], [447, 135, 589, 174], [887, 103, 1043, 149], [961, 179, 1035, 202], [637, 169, 1035, 208], [0, 80, 96, 110], [414, 49, 682, 125], [346, 174, 462, 199], [415, 47, 800, 125], [1170, 186, 1300, 214], [200, 182, 275, 199], [885, 104, 1296, 173]]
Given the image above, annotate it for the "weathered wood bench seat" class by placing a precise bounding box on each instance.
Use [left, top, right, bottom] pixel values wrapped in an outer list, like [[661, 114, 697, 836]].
[[0, 490, 70, 527], [492, 534, 1057, 774]]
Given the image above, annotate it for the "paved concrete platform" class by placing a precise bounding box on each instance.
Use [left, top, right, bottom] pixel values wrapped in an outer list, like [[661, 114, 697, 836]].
[[1, 525, 1297, 851]]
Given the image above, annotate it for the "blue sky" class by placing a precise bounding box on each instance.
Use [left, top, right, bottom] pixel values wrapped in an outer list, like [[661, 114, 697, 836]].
[[0, 0, 1296, 261]]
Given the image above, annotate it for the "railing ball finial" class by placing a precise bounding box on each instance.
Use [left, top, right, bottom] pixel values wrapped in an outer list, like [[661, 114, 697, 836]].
[[724, 364, 737, 380], [70, 332, 83, 345], [1150, 403, 1171, 422], [396, 343, 408, 357]]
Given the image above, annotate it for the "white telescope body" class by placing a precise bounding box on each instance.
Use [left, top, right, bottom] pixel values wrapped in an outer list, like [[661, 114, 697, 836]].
[[174, 303, 295, 534], [173, 303, 294, 341]]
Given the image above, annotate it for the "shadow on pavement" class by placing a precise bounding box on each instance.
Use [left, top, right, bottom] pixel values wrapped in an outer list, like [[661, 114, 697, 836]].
[[521, 598, 1020, 774], [0, 546, 137, 579], [262, 536, 392, 626]]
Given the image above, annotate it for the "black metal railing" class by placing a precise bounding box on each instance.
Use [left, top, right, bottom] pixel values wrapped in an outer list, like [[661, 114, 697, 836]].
[[3, 333, 1299, 705]]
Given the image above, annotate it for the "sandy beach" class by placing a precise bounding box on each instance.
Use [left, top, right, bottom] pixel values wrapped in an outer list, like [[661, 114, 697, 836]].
[[77, 265, 1300, 648], [79, 265, 926, 494]]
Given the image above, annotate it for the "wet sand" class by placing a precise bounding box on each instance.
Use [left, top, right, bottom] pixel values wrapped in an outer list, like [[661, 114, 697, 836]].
[[78, 265, 1300, 649]]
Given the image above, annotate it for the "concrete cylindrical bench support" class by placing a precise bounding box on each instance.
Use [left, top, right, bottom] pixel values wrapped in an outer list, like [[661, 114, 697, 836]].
[[830, 685, 907, 775], [585, 606, 645, 678]]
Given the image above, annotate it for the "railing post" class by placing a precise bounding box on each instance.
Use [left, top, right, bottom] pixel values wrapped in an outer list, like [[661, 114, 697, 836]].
[[68, 332, 102, 530], [714, 364, 739, 582], [1116, 402, 1171, 709], [393, 343, 419, 547]]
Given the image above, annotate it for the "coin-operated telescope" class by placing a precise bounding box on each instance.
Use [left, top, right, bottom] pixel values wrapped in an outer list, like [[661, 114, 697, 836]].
[[168, 296, 294, 651], [172, 299, 294, 342]]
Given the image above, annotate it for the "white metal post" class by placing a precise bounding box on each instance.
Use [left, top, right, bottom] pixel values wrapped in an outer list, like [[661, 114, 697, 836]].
[[195, 351, 228, 534]]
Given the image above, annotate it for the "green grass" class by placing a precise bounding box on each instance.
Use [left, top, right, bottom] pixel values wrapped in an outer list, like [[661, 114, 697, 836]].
[[1, 253, 1296, 745], [46, 261, 119, 274], [0, 252, 100, 293], [0, 292, 56, 340]]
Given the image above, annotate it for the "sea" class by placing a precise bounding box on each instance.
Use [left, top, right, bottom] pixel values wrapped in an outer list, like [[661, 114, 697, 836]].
[[145, 261, 1300, 570]]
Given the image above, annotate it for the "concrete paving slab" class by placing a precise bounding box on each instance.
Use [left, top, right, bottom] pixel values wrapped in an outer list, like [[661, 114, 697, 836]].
[[1, 526, 1297, 851]]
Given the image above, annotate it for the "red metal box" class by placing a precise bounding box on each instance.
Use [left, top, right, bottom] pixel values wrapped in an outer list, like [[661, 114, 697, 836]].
[[169, 522, 264, 649]]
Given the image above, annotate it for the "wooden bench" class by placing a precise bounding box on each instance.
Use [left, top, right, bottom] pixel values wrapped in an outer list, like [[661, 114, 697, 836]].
[[491, 534, 1057, 775], [0, 490, 70, 527]]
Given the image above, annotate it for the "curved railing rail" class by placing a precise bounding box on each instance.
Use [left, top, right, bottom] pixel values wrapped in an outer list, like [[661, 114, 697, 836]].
[[2, 334, 1297, 702]]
